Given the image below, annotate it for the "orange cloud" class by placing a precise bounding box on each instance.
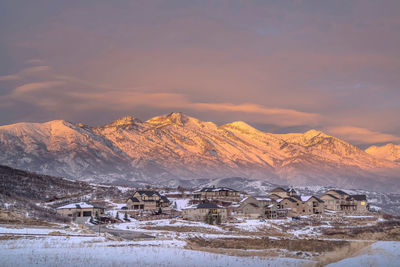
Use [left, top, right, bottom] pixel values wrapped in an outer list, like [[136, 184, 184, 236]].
[[13, 81, 65, 95], [0, 74, 21, 81], [326, 126, 400, 144]]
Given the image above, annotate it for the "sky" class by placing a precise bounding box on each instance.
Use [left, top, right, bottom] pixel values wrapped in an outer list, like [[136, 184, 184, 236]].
[[0, 0, 400, 147]]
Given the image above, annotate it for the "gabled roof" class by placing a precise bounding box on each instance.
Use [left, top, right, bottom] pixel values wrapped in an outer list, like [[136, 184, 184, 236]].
[[160, 196, 170, 202], [56, 202, 104, 210], [326, 189, 349, 196], [195, 187, 238, 192], [184, 202, 225, 209], [322, 193, 339, 200], [270, 187, 289, 193], [255, 197, 272, 201], [300, 195, 312, 202], [282, 197, 298, 203], [129, 197, 140, 202], [135, 190, 161, 197], [350, 195, 367, 201]]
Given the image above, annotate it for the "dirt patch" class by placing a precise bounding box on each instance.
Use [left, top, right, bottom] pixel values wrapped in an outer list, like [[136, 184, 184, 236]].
[[316, 241, 372, 266], [322, 220, 400, 241], [0, 235, 24, 240], [146, 225, 223, 234], [187, 237, 349, 253]]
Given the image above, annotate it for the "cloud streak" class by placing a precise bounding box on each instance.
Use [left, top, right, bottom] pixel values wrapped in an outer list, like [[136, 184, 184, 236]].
[[326, 126, 400, 144]]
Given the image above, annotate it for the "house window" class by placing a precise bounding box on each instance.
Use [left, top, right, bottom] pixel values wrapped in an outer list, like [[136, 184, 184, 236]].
[[83, 211, 92, 217]]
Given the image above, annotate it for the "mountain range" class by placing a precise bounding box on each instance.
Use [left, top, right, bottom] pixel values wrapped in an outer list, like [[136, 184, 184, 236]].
[[1, 112, 399, 191]]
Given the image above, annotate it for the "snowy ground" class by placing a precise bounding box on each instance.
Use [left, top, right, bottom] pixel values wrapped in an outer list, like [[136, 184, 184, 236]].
[[327, 241, 400, 267], [0, 234, 312, 267]]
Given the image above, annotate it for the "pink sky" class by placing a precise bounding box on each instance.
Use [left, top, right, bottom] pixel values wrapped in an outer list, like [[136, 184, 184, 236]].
[[0, 0, 399, 146]]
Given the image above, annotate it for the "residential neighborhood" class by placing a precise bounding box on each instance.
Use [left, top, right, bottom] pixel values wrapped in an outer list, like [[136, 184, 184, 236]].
[[55, 186, 371, 225]]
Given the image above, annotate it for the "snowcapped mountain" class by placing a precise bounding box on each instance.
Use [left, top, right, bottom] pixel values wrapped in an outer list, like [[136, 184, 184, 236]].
[[365, 143, 400, 163], [0, 112, 399, 191]]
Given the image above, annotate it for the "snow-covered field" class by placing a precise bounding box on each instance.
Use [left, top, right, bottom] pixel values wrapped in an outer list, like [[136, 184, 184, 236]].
[[0, 234, 312, 267], [327, 241, 400, 267]]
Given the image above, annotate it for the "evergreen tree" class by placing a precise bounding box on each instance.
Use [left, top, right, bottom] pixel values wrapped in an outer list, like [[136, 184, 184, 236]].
[[115, 212, 120, 220], [124, 212, 128, 221]]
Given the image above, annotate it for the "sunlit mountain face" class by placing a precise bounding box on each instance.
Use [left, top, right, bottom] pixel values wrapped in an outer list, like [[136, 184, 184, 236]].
[[0, 112, 399, 192]]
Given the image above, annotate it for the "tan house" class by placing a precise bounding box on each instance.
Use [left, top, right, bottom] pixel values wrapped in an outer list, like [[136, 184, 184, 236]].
[[193, 186, 241, 202], [126, 190, 170, 211], [182, 202, 228, 222], [269, 187, 297, 199], [321, 190, 369, 213], [236, 196, 277, 219], [56, 202, 105, 218], [278, 195, 324, 217]]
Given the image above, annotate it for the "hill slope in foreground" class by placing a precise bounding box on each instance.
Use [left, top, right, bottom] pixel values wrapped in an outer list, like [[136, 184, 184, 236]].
[[0, 112, 399, 191]]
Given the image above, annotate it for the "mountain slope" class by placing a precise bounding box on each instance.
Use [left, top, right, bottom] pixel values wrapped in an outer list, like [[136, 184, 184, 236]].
[[0, 113, 399, 191], [366, 144, 400, 163]]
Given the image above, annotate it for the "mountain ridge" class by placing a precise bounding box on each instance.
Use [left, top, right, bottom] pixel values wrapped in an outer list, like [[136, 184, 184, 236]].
[[0, 113, 399, 191]]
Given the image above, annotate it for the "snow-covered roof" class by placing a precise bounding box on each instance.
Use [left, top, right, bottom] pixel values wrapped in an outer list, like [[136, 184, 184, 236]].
[[276, 198, 283, 203], [195, 187, 238, 193], [255, 197, 271, 201], [56, 202, 102, 210], [240, 197, 249, 203], [182, 203, 225, 210], [300, 196, 312, 202]]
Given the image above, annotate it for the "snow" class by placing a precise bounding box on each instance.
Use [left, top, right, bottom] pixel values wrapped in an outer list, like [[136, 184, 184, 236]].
[[56, 202, 96, 209], [0, 235, 312, 267], [327, 241, 400, 267], [170, 198, 191, 211], [300, 196, 312, 202]]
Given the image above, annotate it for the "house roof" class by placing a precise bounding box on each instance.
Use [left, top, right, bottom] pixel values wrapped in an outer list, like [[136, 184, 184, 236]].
[[182, 202, 225, 210], [255, 197, 272, 201], [195, 186, 238, 193], [270, 187, 289, 193], [129, 197, 140, 202], [283, 197, 298, 203], [327, 189, 349, 195], [160, 196, 170, 202], [300, 195, 312, 202], [56, 202, 104, 210], [322, 193, 339, 200], [135, 190, 161, 197], [350, 195, 367, 201]]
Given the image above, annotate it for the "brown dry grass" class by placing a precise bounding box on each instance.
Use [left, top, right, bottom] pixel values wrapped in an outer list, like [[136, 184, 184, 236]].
[[187, 237, 349, 253], [315, 241, 372, 266], [146, 225, 223, 234], [322, 220, 400, 241]]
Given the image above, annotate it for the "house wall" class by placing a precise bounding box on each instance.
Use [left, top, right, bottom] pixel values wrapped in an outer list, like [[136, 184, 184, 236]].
[[56, 208, 104, 217], [320, 195, 340, 211], [182, 208, 227, 221]]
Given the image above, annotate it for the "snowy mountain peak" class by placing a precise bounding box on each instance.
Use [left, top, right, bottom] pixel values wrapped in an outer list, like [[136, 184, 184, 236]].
[[365, 143, 400, 162], [221, 121, 259, 134], [146, 112, 193, 127], [303, 129, 328, 139], [104, 116, 142, 127]]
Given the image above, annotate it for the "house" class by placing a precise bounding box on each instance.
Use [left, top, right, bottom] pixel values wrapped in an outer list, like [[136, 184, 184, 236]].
[[321, 190, 369, 213], [278, 195, 324, 217], [56, 202, 105, 218], [269, 187, 297, 199], [236, 196, 277, 219], [182, 202, 228, 222], [350, 195, 369, 213], [126, 190, 170, 211], [193, 186, 241, 202]]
